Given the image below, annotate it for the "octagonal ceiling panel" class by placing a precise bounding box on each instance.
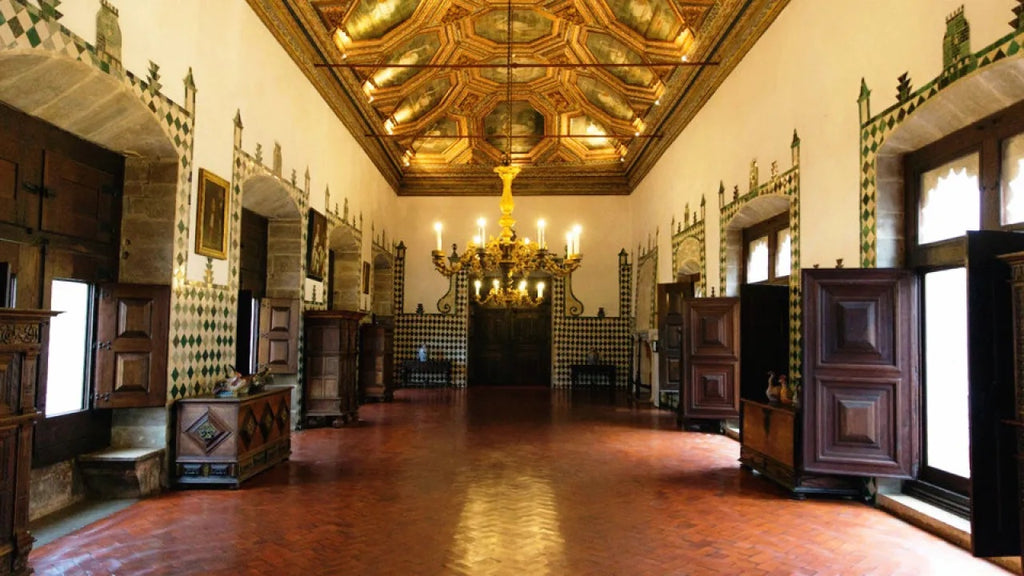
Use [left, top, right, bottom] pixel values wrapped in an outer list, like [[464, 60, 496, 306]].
[[604, 0, 683, 42], [344, 0, 422, 41], [256, 0, 790, 195], [484, 101, 543, 154], [412, 117, 460, 155], [392, 77, 451, 124], [371, 32, 441, 88], [569, 115, 615, 151], [584, 33, 656, 87], [474, 9, 553, 43], [576, 76, 633, 121]]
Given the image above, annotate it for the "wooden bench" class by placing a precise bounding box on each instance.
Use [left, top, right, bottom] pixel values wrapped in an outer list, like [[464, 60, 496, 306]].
[[78, 447, 164, 499]]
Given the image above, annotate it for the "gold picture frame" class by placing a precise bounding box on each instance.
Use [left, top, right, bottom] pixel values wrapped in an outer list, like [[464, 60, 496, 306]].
[[306, 208, 328, 281], [195, 168, 230, 260]]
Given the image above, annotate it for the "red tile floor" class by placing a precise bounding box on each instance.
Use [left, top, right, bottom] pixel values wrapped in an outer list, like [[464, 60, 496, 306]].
[[32, 388, 1011, 575]]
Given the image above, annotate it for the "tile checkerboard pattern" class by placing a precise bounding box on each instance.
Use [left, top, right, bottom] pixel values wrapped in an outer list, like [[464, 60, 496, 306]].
[[391, 247, 633, 388], [858, 10, 1024, 268], [719, 133, 802, 387], [551, 252, 632, 388]]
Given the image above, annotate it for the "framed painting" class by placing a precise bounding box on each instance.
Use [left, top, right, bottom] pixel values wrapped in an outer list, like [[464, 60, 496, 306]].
[[307, 208, 328, 281], [195, 168, 230, 260]]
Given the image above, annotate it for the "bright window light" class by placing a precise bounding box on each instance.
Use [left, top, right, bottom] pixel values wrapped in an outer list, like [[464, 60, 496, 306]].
[[46, 280, 91, 417]]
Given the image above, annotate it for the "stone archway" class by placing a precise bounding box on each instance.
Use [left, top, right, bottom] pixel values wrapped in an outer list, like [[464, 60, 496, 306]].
[[371, 247, 394, 317], [329, 223, 362, 311], [241, 174, 303, 299]]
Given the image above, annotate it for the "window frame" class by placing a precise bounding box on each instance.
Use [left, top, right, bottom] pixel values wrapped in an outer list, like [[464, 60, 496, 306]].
[[741, 211, 790, 286], [903, 97, 1024, 510]]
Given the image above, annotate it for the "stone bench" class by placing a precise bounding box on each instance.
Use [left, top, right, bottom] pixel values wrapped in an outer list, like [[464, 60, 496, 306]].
[[78, 447, 164, 499]]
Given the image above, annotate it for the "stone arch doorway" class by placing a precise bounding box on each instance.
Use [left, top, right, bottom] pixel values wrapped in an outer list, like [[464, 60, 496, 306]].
[[329, 223, 362, 312], [235, 174, 303, 373], [371, 247, 394, 317]]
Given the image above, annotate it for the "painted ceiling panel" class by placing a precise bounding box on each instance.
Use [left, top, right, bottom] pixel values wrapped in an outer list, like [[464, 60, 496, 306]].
[[258, 0, 790, 195], [344, 0, 423, 40]]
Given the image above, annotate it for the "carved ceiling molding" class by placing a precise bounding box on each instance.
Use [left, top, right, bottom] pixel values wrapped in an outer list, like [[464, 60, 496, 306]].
[[246, 0, 789, 196]]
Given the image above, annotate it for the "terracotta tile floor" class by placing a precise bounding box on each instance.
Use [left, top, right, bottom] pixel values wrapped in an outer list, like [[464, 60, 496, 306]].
[[32, 388, 1010, 575]]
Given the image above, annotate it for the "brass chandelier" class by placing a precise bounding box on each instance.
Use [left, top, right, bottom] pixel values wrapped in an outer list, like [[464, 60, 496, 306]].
[[431, 0, 582, 307]]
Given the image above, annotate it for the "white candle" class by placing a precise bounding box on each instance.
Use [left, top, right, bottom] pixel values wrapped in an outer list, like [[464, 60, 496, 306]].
[[518, 279, 528, 294], [433, 222, 443, 252], [477, 217, 486, 244], [537, 281, 545, 299], [474, 279, 482, 298], [572, 224, 582, 256], [537, 219, 546, 249], [566, 232, 573, 257]]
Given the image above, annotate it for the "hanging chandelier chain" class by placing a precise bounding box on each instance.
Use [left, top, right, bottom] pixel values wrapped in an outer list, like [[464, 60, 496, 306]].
[[505, 0, 513, 165]]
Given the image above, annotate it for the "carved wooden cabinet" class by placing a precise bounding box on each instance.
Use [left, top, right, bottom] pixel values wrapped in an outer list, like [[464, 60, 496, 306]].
[[304, 310, 365, 427], [175, 385, 292, 487], [0, 309, 56, 574], [359, 320, 394, 401]]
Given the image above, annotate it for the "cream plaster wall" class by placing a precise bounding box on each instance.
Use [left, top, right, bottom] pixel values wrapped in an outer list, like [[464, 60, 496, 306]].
[[400, 194, 632, 316], [634, 0, 1012, 284], [57, 0, 398, 287]]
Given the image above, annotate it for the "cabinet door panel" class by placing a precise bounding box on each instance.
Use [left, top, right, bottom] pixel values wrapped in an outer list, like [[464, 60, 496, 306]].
[[802, 269, 916, 477]]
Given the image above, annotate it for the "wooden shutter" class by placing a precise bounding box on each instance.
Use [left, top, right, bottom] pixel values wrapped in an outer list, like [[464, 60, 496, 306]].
[[258, 298, 299, 374], [42, 150, 117, 243], [94, 284, 170, 408], [802, 268, 918, 477], [681, 297, 740, 420], [966, 231, 1024, 557]]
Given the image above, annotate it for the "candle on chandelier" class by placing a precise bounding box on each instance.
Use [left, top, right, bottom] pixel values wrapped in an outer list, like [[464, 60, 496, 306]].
[[537, 281, 545, 299], [566, 231, 573, 257], [433, 222, 443, 252], [572, 224, 582, 256], [518, 279, 528, 294], [474, 279, 482, 298], [477, 217, 486, 245], [537, 219, 546, 249]]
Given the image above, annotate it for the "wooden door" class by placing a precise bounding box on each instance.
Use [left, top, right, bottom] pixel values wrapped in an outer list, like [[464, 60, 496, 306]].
[[965, 231, 1024, 557], [681, 297, 740, 420], [469, 305, 551, 386], [657, 282, 689, 395], [94, 284, 170, 408], [802, 268, 917, 477], [258, 298, 299, 374]]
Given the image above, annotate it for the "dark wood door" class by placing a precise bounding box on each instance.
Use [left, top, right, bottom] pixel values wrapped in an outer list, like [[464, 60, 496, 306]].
[[94, 284, 170, 408], [258, 298, 299, 374], [657, 282, 690, 395], [469, 305, 551, 386], [680, 297, 740, 420], [802, 268, 917, 477], [965, 231, 1024, 557]]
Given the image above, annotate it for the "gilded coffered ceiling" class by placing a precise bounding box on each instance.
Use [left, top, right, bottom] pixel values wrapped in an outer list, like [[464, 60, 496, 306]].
[[246, 0, 789, 195]]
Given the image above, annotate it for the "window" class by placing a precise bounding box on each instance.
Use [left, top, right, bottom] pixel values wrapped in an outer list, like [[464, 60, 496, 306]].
[[742, 212, 789, 285], [45, 279, 93, 417], [905, 98, 1024, 508]]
